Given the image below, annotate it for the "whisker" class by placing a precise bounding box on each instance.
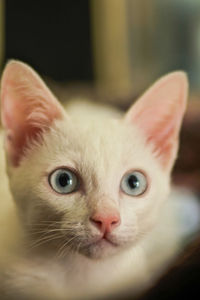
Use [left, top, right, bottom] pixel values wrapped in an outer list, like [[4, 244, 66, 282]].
[[29, 233, 62, 249], [57, 236, 78, 258]]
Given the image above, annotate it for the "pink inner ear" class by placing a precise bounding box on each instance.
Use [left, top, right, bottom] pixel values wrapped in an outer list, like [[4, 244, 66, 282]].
[[125, 72, 188, 170], [145, 106, 180, 168], [1, 61, 64, 167]]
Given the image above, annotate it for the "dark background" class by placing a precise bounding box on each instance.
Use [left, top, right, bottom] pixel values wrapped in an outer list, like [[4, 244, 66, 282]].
[[5, 0, 94, 82]]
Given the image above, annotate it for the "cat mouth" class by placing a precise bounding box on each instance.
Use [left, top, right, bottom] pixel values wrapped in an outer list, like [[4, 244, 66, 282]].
[[76, 234, 121, 258], [79, 236, 120, 259], [89, 236, 118, 248]]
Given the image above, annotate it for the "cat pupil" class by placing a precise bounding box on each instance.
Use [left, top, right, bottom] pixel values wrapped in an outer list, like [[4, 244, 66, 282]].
[[58, 173, 71, 187], [128, 175, 140, 189]]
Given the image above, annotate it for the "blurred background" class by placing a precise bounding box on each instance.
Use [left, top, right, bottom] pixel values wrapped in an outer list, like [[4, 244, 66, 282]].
[[1, 0, 200, 98], [1, 0, 200, 193]]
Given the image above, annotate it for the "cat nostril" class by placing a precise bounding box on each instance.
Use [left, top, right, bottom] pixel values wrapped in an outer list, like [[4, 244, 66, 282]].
[[90, 214, 121, 234], [90, 218, 102, 230], [111, 219, 118, 225]]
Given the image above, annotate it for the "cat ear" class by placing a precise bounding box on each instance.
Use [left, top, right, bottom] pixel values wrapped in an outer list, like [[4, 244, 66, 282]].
[[125, 72, 188, 171], [1, 60, 65, 167]]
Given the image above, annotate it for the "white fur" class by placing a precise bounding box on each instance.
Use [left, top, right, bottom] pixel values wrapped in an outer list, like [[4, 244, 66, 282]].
[[0, 99, 188, 300]]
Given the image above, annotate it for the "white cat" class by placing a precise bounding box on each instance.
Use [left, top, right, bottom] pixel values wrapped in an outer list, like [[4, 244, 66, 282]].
[[0, 61, 188, 299]]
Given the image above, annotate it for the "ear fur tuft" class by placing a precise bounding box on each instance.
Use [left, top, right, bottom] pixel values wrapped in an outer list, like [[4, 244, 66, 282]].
[[125, 71, 188, 171], [1, 60, 65, 166]]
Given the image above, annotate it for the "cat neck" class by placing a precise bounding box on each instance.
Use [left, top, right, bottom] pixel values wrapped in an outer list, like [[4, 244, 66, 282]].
[[28, 244, 149, 299]]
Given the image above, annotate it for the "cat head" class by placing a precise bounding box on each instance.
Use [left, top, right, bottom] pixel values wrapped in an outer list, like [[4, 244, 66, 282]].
[[0, 61, 188, 259]]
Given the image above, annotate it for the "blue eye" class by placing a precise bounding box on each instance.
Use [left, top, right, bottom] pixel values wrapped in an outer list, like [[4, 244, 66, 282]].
[[121, 171, 147, 196], [49, 168, 78, 194]]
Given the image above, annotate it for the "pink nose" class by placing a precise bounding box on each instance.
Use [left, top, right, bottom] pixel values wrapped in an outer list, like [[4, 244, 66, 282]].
[[90, 212, 121, 234]]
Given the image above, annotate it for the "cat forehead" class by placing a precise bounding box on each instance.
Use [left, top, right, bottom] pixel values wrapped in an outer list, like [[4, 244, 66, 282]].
[[34, 115, 158, 176]]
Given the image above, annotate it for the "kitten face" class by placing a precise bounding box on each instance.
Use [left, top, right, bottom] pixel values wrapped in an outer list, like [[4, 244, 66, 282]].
[[1, 61, 188, 260], [8, 116, 169, 259]]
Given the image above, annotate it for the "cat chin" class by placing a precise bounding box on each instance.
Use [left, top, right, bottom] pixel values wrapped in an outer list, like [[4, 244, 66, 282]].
[[79, 238, 121, 260]]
